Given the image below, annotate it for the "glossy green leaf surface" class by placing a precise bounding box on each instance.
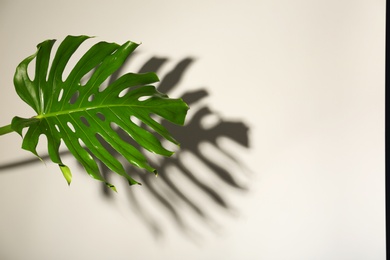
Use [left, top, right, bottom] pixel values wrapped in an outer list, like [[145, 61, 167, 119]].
[[11, 35, 189, 189]]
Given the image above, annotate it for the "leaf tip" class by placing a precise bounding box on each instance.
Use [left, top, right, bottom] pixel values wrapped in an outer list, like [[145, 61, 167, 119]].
[[106, 183, 117, 192], [59, 164, 72, 186], [128, 179, 142, 186]]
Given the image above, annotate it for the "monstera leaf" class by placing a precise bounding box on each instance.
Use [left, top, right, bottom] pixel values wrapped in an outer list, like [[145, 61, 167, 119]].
[[4, 35, 188, 190]]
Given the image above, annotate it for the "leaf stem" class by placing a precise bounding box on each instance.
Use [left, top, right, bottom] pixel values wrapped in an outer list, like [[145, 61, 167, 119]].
[[0, 124, 14, 136]]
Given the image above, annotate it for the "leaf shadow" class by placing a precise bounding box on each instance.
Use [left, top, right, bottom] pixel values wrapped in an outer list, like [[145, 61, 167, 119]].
[[99, 56, 252, 241], [0, 55, 252, 242]]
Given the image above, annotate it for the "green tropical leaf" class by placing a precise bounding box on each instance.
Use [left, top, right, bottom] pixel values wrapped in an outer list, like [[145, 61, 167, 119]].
[[10, 35, 189, 190]]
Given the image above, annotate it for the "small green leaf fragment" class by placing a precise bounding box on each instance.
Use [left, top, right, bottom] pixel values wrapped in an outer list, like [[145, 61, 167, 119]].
[[59, 164, 72, 185], [106, 183, 117, 192], [128, 179, 141, 186]]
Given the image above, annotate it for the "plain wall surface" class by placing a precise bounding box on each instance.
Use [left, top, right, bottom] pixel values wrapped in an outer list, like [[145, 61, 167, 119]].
[[0, 0, 385, 259]]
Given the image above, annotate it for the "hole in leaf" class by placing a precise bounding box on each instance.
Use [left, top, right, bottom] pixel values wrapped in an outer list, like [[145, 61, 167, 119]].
[[27, 65, 35, 82], [95, 133, 116, 155], [55, 125, 60, 132], [80, 116, 90, 127], [37, 134, 47, 156], [78, 138, 86, 148], [77, 138, 88, 150], [96, 112, 105, 121], [141, 114, 164, 137], [138, 96, 152, 102], [110, 122, 119, 131], [150, 113, 162, 123], [69, 91, 79, 104], [98, 77, 111, 92], [67, 122, 76, 133], [113, 123, 138, 147], [80, 67, 96, 86], [78, 138, 94, 160], [62, 42, 89, 82], [58, 89, 64, 102], [88, 94, 95, 102], [118, 88, 130, 98], [130, 115, 141, 126]]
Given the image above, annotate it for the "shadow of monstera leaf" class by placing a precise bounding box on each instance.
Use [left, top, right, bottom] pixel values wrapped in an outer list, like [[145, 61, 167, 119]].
[[0, 55, 251, 241], [99, 57, 251, 239]]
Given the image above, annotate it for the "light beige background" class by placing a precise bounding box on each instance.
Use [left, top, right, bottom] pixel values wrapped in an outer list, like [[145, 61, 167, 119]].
[[0, 0, 385, 259]]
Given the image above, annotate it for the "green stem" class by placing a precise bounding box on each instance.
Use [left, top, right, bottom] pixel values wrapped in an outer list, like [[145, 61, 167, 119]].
[[0, 124, 14, 136]]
